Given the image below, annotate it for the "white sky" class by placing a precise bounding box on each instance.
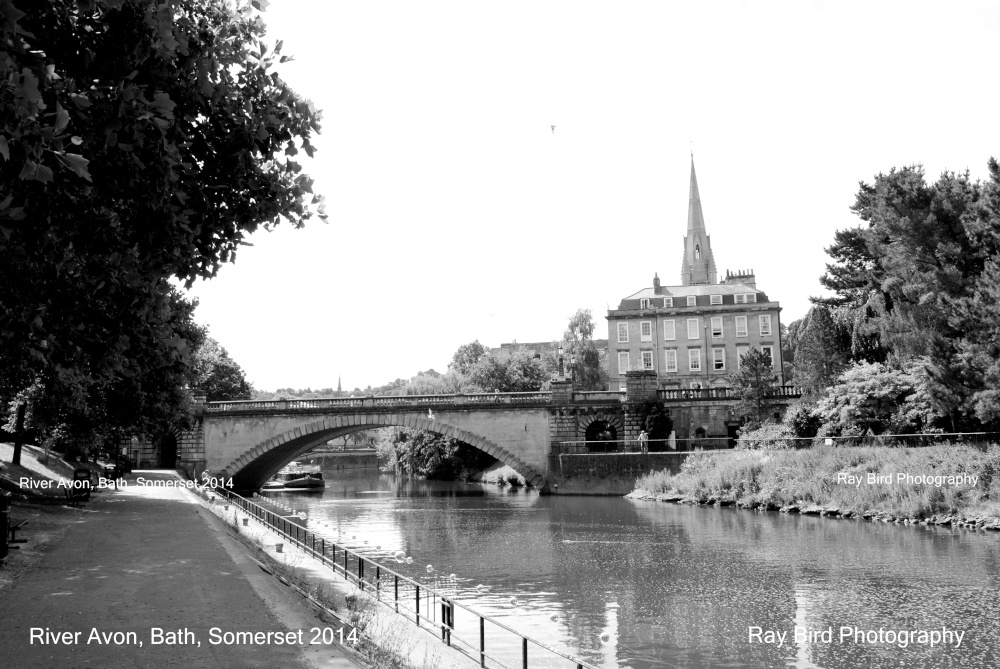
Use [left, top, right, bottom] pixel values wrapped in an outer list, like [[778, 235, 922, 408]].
[[182, 0, 1000, 392]]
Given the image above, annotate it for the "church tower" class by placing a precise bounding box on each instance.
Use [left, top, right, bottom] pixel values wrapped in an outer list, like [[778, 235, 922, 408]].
[[680, 156, 718, 285]]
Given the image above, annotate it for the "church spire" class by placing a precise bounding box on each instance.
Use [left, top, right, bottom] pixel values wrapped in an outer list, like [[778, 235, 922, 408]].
[[336, 375, 342, 397], [680, 155, 718, 285]]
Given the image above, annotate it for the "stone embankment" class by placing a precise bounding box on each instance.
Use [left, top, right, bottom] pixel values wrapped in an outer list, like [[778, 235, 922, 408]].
[[626, 489, 1000, 531]]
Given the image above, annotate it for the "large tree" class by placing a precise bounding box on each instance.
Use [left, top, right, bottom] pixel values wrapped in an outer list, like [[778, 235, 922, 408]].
[[562, 308, 608, 391], [194, 336, 253, 401], [466, 347, 547, 393], [815, 160, 1000, 427], [729, 348, 780, 429], [1, 0, 323, 453], [792, 305, 851, 396]]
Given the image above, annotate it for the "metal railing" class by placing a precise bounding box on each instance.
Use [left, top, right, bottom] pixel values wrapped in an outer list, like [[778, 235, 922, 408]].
[[768, 432, 1000, 449], [553, 438, 732, 455], [557, 432, 1000, 453], [213, 488, 598, 669]]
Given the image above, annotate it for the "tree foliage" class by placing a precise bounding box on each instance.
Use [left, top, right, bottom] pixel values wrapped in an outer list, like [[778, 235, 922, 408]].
[[729, 348, 780, 429], [562, 308, 608, 391], [1, 0, 323, 452], [194, 336, 253, 401], [466, 347, 547, 393], [4, 286, 203, 458], [815, 159, 1000, 426], [448, 341, 486, 376], [812, 361, 942, 436], [792, 305, 851, 396]]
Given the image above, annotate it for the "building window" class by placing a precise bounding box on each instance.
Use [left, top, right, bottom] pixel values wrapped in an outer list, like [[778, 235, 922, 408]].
[[664, 297, 673, 307], [665, 349, 677, 372], [736, 315, 748, 337], [759, 314, 772, 337], [642, 351, 653, 370], [736, 346, 749, 369], [711, 316, 723, 338], [710, 294, 722, 305], [618, 322, 628, 343], [713, 348, 726, 371], [663, 319, 676, 341], [640, 321, 652, 342], [761, 345, 773, 368], [689, 349, 701, 372], [619, 381, 627, 391], [686, 295, 696, 307], [748, 293, 757, 303], [735, 293, 748, 304], [687, 318, 699, 339], [640, 298, 650, 309], [618, 351, 629, 374]]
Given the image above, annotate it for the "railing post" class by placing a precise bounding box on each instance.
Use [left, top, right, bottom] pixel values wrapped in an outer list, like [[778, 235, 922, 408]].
[[480, 617, 485, 667], [522, 637, 528, 669], [415, 585, 420, 627], [359, 557, 364, 591], [375, 566, 381, 600], [394, 575, 399, 613]]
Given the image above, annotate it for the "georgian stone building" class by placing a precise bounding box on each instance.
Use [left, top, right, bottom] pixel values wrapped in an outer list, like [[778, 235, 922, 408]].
[[607, 158, 784, 390]]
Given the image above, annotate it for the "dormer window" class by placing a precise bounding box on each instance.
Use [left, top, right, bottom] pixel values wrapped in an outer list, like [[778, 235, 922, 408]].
[[735, 293, 748, 304], [686, 295, 696, 307], [710, 294, 722, 305], [639, 298, 650, 309], [664, 297, 673, 307]]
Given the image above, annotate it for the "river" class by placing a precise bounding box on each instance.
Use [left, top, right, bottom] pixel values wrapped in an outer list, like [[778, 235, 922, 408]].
[[264, 462, 1000, 669]]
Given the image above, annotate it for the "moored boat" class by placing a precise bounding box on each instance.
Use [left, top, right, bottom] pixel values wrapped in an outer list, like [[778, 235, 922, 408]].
[[262, 462, 325, 491]]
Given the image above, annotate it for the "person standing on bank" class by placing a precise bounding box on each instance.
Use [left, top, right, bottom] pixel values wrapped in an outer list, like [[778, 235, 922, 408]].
[[638, 430, 649, 454]]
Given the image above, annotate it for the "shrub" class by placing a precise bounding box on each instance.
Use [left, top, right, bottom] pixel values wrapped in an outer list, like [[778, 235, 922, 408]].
[[784, 402, 821, 438], [737, 423, 799, 450]]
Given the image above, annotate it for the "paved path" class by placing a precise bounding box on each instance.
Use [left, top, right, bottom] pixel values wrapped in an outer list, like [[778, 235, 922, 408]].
[[0, 471, 361, 669]]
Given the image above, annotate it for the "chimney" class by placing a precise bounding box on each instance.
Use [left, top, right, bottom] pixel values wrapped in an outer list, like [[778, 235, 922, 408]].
[[653, 273, 661, 295]]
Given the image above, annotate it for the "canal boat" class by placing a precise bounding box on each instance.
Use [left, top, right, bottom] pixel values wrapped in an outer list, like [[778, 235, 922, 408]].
[[262, 462, 326, 491]]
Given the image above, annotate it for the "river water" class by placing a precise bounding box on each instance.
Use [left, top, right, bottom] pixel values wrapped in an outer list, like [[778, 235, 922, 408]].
[[265, 463, 1000, 669]]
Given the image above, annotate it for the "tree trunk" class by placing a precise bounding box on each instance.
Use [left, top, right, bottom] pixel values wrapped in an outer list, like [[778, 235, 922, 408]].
[[11, 402, 27, 466]]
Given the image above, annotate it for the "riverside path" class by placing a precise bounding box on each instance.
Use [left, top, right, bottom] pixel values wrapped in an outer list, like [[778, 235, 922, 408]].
[[0, 471, 360, 669]]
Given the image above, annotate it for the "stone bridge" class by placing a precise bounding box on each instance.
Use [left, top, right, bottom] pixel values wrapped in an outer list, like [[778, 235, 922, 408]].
[[140, 373, 799, 491]]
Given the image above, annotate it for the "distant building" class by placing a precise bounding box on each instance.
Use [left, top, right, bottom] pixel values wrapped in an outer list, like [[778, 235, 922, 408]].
[[606, 157, 784, 390]]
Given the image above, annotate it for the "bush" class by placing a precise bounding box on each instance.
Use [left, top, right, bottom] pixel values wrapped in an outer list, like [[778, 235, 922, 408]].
[[784, 402, 821, 438], [736, 423, 799, 450]]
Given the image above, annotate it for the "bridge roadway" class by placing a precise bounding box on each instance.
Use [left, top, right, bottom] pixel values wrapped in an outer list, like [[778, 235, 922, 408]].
[[190, 384, 800, 491]]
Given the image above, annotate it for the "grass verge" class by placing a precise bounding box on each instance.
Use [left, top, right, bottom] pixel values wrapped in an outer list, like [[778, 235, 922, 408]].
[[631, 444, 1000, 529]]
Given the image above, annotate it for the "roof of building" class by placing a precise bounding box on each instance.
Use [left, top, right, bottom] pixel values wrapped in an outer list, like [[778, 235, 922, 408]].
[[624, 284, 758, 299]]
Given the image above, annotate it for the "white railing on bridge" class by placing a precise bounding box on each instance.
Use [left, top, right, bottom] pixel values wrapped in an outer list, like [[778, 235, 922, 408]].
[[203, 387, 800, 412], [204, 391, 553, 413]]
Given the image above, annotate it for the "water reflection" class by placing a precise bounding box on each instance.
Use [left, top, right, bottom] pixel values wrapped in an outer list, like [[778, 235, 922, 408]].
[[265, 464, 1000, 669]]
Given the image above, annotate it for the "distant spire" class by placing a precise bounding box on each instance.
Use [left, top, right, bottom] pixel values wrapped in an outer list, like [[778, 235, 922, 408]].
[[680, 155, 718, 285], [687, 156, 706, 233], [336, 375, 342, 397]]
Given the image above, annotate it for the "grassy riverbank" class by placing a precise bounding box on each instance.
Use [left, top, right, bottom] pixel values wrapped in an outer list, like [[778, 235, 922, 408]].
[[631, 445, 1000, 529]]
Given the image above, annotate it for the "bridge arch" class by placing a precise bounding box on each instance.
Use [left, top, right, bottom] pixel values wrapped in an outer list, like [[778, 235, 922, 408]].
[[220, 414, 547, 490]]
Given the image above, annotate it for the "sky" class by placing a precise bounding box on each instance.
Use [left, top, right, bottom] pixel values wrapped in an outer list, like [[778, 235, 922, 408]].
[[182, 0, 1000, 392]]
